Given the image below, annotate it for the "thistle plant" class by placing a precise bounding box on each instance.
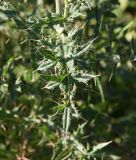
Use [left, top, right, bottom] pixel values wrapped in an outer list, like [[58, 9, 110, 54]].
[[35, 0, 99, 135]]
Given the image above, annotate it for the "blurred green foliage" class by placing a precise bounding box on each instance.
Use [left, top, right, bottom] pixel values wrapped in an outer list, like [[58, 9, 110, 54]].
[[0, 0, 136, 159]]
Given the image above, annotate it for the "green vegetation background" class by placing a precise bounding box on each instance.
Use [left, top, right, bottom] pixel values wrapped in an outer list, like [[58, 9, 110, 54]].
[[0, 0, 136, 159]]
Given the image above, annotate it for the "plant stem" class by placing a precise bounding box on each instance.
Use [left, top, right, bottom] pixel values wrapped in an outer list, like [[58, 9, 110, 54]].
[[55, 0, 60, 14], [64, 0, 68, 18]]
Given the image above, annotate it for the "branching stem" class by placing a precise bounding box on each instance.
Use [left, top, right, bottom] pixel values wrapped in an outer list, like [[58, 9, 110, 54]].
[[64, 0, 68, 18], [55, 0, 60, 14]]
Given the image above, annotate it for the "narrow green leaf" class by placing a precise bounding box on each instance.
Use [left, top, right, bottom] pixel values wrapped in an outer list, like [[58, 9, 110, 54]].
[[96, 77, 105, 103]]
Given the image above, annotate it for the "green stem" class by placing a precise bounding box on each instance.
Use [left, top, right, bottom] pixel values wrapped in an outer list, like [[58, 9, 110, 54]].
[[64, 0, 68, 18], [55, 0, 60, 14]]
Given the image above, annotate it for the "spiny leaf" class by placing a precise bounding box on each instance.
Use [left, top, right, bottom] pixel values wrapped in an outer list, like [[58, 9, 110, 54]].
[[91, 141, 112, 155], [62, 107, 71, 133], [38, 48, 57, 61], [37, 60, 56, 72], [73, 72, 99, 84], [43, 81, 60, 90], [73, 37, 98, 58]]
